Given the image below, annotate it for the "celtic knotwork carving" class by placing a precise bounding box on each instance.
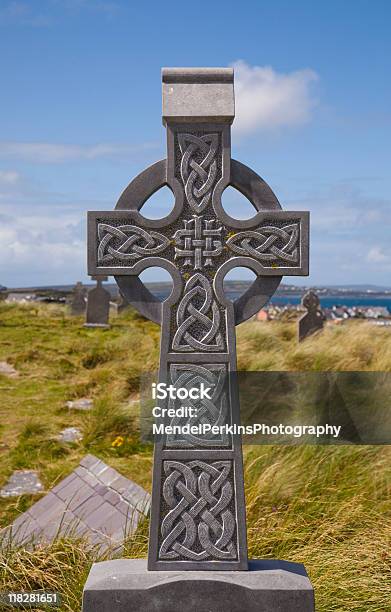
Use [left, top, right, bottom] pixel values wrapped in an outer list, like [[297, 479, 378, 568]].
[[173, 215, 223, 269], [160, 460, 237, 561], [226, 223, 299, 265], [172, 273, 224, 352], [178, 133, 219, 213], [97, 223, 170, 264], [166, 364, 230, 448]]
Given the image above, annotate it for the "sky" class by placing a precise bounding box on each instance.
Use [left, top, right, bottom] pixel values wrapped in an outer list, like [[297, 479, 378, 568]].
[[0, 0, 390, 288]]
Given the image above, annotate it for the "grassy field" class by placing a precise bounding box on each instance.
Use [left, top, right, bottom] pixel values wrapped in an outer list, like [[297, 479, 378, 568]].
[[0, 302, 390, 611]]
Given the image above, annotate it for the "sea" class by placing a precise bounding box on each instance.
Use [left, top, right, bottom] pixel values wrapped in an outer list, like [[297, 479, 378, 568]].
[[153, 289, 391, 311], [266, 295, 391, 310]]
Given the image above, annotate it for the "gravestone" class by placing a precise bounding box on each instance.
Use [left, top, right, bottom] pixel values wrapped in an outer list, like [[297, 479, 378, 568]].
[[1, 455, 150, 552], [85, 275, 111, 328], [83, 68, 313, 611], [70, 281, 86, 315], [298, 290, 324, 342]]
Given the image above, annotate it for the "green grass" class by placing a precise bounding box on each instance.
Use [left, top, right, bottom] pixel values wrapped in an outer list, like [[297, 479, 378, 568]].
[[0, 303, 390, 611]]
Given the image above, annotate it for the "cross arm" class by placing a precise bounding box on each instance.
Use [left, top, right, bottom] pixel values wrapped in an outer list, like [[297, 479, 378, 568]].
[[225, 210, 309, 276], [87, 210, 174, 277]]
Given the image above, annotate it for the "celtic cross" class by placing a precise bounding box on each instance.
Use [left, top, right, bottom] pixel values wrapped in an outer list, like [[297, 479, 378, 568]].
[[87, 68, 309, 571]]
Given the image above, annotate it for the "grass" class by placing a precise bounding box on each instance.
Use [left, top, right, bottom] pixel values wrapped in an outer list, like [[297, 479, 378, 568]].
[[0, 302, 390, 611]]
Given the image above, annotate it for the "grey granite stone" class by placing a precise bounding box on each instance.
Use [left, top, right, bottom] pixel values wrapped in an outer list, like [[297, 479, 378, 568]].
[[70, 281, 86, 315], [84, 276, 110, 328], [162, 67, 235, 125], [82, 558, 315, 612], [57, 427, 82, 443], [79, 454, 101, 470], [27, 492, 61, 519], [1, 455, 150, 552], [66, 398, 93, 411], [104, 489, 121, 506], [97, 466, 120, 487], [84, 502, 120, 531], [87, 65, 310, 573], [76, 494, 106, 520], [51, 472, 76, 494], [0, 470, 43, 497]]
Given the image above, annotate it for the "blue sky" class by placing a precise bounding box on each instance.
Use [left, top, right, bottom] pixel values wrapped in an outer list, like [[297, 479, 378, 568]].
[[0, 0, 390, 288]]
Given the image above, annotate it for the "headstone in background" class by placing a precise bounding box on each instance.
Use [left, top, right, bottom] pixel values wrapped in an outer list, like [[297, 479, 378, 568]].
[[66, 398, 93, 411], [298, 290, 324, 342], [1, 455, 150, 552], [0, 470, 43, 498], [70, 282, 87, 315], [84, 276, 110, 328], [84, 67, 313, 611]]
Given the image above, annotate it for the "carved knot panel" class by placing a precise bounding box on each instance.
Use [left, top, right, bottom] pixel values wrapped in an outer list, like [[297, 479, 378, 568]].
[[172, 273, 225, 352], [160, 460, 237, 561], [226, 223, 299, 265], [166, 364, 230, 448], [178, 133, 219, 213], [173, 215, 223, 269], [97, 223, 170, 264]]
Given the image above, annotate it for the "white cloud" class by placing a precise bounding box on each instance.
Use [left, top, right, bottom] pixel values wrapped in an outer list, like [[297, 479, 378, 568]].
[[232, 60, 318, 134], [0, 141, 157, 163], [0, 213, 85, 286], [0, 170, 22, 185], [367, 247, 390, 264]]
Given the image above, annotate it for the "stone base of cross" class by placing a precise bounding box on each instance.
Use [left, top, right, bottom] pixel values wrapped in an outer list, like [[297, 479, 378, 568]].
[[83, 67, 314, 611]]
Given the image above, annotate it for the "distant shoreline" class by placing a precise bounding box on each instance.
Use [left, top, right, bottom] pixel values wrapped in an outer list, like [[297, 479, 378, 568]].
[[3, 281, 391, 301]]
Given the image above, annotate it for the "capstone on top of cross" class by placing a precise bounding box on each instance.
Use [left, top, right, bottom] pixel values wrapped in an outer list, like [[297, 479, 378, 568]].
[[162, 67, 234, 125]]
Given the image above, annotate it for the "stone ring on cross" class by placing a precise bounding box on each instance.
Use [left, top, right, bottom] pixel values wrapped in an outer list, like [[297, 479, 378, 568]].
[[87, 67, 310, 572]]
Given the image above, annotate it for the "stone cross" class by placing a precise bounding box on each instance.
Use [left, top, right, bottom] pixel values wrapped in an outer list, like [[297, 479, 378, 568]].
[[298, 290, 324, 342], [70, 281, 86, 315], [85, 275, 111, 328], [87, 68, 309, 571]]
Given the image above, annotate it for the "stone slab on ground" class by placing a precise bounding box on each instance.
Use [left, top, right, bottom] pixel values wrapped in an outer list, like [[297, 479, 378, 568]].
[[0, 361, 18, 378], [1, 455, 150, 552], [82, 558, 315, 612], [57, 427, 83, 443], [66, 398, 93, 411], [0, 470, 43, 498]]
